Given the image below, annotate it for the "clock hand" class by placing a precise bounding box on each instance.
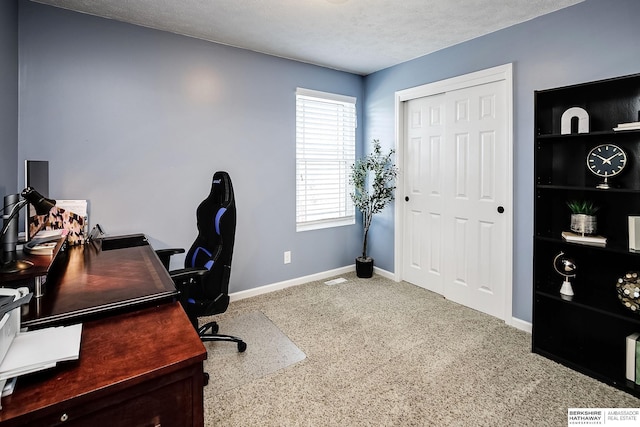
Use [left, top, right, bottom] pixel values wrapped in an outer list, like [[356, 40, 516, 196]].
[[602, 152, 624, 164]]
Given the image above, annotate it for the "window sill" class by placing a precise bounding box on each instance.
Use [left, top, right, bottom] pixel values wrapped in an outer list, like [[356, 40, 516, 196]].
[[296, 217, 355, 232]]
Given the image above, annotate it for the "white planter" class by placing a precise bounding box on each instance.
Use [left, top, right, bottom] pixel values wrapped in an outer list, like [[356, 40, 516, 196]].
[[570, 214, 597, 235]]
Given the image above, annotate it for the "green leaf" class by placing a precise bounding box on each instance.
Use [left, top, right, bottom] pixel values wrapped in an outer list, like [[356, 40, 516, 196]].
[[566, 200, 600, 215]]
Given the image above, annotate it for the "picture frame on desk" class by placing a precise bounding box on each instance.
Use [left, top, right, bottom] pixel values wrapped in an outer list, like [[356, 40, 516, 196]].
[[31, 200, 88, 246]]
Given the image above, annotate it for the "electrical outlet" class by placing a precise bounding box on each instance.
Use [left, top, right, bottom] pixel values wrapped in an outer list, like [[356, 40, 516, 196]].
[[284, 251, 291, 264]]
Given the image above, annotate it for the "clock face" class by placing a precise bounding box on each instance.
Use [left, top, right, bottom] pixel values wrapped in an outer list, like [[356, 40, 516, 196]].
[[586, 144, 627, 178]]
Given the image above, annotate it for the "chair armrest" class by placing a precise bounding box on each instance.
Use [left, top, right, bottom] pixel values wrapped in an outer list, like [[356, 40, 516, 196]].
[[168, 267, 207, 282], [168, 267, 229, 318], [168, 267, 208, 307], [155, 248, 185, 270]]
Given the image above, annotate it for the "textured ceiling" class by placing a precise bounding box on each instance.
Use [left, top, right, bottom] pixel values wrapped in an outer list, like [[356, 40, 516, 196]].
[[32, 0, 584, 75]]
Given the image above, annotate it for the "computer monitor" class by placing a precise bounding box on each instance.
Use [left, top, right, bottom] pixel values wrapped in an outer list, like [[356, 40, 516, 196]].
[[24, 160, 49, 241]]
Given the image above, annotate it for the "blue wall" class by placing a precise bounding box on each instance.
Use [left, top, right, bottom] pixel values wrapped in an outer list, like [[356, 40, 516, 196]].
[[0, 0, 18, 197], [8, 0, 640, 323], [364, 0, 640, 322], [16, 0, 362, 293]]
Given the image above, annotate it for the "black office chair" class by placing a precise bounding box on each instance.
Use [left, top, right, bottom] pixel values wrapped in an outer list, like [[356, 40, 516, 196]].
[[157, 171, 247, 353]]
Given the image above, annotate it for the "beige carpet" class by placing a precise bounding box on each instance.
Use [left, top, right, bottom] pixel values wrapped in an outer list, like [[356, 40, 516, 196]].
[[202, 311, 306, 395], [201, 273, 640, 426]]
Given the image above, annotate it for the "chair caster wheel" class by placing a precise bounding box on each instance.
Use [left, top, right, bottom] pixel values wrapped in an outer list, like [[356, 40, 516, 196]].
[[238, 341, 247, 352]]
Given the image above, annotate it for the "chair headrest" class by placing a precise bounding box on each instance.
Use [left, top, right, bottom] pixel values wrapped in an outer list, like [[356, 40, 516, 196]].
[[209, 171, 234, 207]]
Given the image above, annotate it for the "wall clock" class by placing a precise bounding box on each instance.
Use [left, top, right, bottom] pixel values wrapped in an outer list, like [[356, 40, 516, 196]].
[[586, 143, 627, 189]]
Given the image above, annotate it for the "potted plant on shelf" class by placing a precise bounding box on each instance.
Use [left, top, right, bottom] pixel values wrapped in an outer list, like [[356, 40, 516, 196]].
[[567, 200, 600, 236], [349, 139, 397, 278]]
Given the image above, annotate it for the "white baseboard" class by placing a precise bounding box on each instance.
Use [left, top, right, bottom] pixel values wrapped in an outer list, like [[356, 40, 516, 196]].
[[373, 266, 395, 280], [510, 317, 532, 334], [229, 265, 355, 302]]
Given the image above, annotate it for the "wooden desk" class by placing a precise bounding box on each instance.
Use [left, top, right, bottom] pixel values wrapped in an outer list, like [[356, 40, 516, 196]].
[[0, 302, 207, 426], [0, 234, 206, 426], [10, 234, 178, 329]]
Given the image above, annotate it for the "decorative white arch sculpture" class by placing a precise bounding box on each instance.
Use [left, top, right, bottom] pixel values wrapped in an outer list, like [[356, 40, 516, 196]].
[[561, 107, 589, 134]]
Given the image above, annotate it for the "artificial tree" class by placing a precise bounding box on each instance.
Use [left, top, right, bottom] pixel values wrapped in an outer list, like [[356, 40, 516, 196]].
[[349, 139, 397, 278]]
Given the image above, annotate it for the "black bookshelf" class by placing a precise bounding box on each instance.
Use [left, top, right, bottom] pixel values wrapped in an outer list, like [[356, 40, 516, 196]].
[[533, 73, 640, 397]]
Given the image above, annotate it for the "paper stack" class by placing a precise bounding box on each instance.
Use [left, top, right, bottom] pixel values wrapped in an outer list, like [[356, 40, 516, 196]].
[[24, 229, 67, 255], [23, 240, 58, 255], [0, 324, 82, 381]]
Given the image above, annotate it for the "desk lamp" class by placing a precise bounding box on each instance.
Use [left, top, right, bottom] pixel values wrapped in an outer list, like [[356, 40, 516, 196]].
[[1, 187, 56, 273]]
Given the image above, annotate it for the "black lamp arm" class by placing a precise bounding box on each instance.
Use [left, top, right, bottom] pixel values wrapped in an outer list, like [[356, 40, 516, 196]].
[[1, 187, 55, 240], [0, 199, 29, 238]]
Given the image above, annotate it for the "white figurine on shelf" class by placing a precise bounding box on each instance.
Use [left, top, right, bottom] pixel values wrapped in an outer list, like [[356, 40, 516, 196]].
[[561, 107, 589, 134]]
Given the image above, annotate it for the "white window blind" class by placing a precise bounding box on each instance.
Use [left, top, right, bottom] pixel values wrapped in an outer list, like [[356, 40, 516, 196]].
[[296, 88, 356, 231]]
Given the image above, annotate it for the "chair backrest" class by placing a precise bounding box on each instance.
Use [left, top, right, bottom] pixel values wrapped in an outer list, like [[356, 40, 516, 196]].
[[185, 171, 236, 300]]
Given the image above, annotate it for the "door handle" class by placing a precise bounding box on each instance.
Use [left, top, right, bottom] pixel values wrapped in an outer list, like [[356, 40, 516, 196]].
[[497, 206, 505, 214], [405, 196, 409, 202]]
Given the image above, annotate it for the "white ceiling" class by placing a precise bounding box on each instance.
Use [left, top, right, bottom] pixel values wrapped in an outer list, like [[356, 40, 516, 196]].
[[32, 0, 584, 75]]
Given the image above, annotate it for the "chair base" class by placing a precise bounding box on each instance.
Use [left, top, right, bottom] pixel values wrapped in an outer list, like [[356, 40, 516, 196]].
[[198, 321, 247, 352]]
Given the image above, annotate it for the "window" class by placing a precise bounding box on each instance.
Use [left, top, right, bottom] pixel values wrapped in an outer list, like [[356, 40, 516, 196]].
[[296, 88, 356, 231]]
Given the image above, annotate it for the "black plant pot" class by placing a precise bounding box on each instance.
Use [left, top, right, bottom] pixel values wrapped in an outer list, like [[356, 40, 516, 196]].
[[355, 257, 374, 278]]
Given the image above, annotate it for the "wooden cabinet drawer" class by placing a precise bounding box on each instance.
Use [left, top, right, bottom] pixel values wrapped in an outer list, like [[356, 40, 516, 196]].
[[27, 367, 201, 427]]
